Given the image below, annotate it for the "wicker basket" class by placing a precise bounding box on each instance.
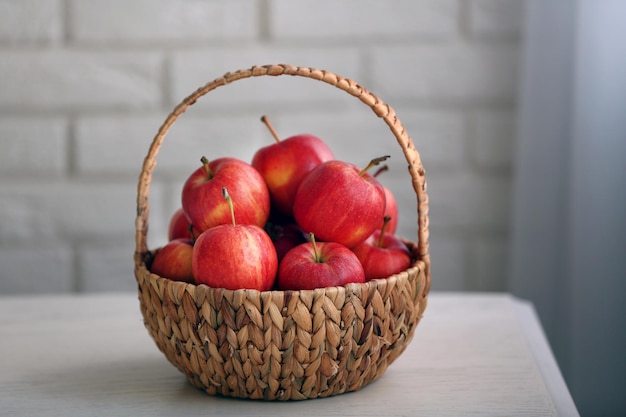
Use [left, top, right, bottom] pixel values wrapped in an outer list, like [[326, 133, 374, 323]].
[[133, 64, 431, 401]]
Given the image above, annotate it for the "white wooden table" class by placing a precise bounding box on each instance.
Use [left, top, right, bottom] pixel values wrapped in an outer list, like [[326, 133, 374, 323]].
[[0, 292, 579, 416]]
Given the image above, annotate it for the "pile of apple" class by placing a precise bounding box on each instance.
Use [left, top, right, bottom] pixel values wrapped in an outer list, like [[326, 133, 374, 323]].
[[149, 116, 413, 291]]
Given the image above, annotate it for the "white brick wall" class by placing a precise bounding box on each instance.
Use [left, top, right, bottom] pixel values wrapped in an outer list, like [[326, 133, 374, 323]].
[[0, 50, 163, 110], [466, 0, 524, 38], [0, 0, 524, 294], [370, 43, 519, 103], [70, 0, 259, 43], [0, 0, 62, 44], [0, 118, 68, 176], [270, 0, 459, 39]]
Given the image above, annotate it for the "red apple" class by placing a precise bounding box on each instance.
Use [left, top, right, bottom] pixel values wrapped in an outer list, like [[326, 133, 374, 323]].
[[167, 208, 199, 241], [181, 156, 270, 233], [192, 187, 277, 291], [352, 216, 412, 280], [251, 116, 334, 216], [373, 165, 399, 235], [150, 238, 195, 283], [293, 156, 389, 248], [277, 233, 365, 290]]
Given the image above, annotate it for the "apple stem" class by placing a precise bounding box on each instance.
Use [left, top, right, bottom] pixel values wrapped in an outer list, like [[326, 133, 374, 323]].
[[222, 186, 236, 227], [373, 164, 389, 178], [200, 156, 213, 179], [359, 155, 390, 177], [260, 115, 281, 143], [309, 232, 322, 263], [188, 224, 197, 243], [378, 216, 392, 247]]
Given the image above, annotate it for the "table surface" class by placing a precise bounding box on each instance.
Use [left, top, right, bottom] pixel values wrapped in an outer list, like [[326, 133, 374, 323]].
[[0, 292, 579, 417]]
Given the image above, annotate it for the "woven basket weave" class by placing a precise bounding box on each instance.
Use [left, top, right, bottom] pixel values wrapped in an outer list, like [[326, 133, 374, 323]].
[[134, 64, 431, 401]]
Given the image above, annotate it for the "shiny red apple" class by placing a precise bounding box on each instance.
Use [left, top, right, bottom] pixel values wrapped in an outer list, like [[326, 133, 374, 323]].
[[181, 156, 270, 233], [293, 156, 389, 248], [251, 116, 334, 216], [352, 217, 412, 280], [192, 187, 277, 291], [150, 238, 195, 283], [277, 233, 365, 290]]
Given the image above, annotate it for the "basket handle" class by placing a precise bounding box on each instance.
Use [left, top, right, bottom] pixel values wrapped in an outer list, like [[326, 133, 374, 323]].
[[135, 64, 430, 279]]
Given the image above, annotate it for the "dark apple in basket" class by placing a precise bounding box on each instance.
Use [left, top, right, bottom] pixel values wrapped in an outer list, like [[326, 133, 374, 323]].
[[293, 156, 389, 249], [264, 216, 308, 263], [150, 238, 195, 283], [251, 115, 334, 216], [192, 187, 278, 291], [181, 157, 271, 233], [277, 233, 365, 290], [352, 216, 412, 280]]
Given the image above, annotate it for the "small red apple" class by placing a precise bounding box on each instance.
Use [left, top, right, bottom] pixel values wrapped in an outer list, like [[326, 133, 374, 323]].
[[192, 187, 277, 291], [352, 216, 412, 280], [181, 156, 271, 233], [167, 208, 199, 241], [373, 165, 399, 235], [293, 156, 389, 248], [277, 233, 365, 290], [251, 116, 334, 216], [150, 238, 195, 283]]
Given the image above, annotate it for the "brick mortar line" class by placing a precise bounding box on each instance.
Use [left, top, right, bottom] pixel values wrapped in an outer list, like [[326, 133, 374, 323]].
[[258, 0, 271, 42], [61, 0, 72, 44], [65, 115, 77, 178], [0, 34, 520, 52], [71, 240, 83, 293], [0, 102, 512, 120], [0, 101, 518, 119]]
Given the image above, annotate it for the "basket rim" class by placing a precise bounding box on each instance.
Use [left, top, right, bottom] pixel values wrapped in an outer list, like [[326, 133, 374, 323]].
[[136, 255, 427, 297], [134, 63, 430, 293], [136, 238, 426, 297]]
